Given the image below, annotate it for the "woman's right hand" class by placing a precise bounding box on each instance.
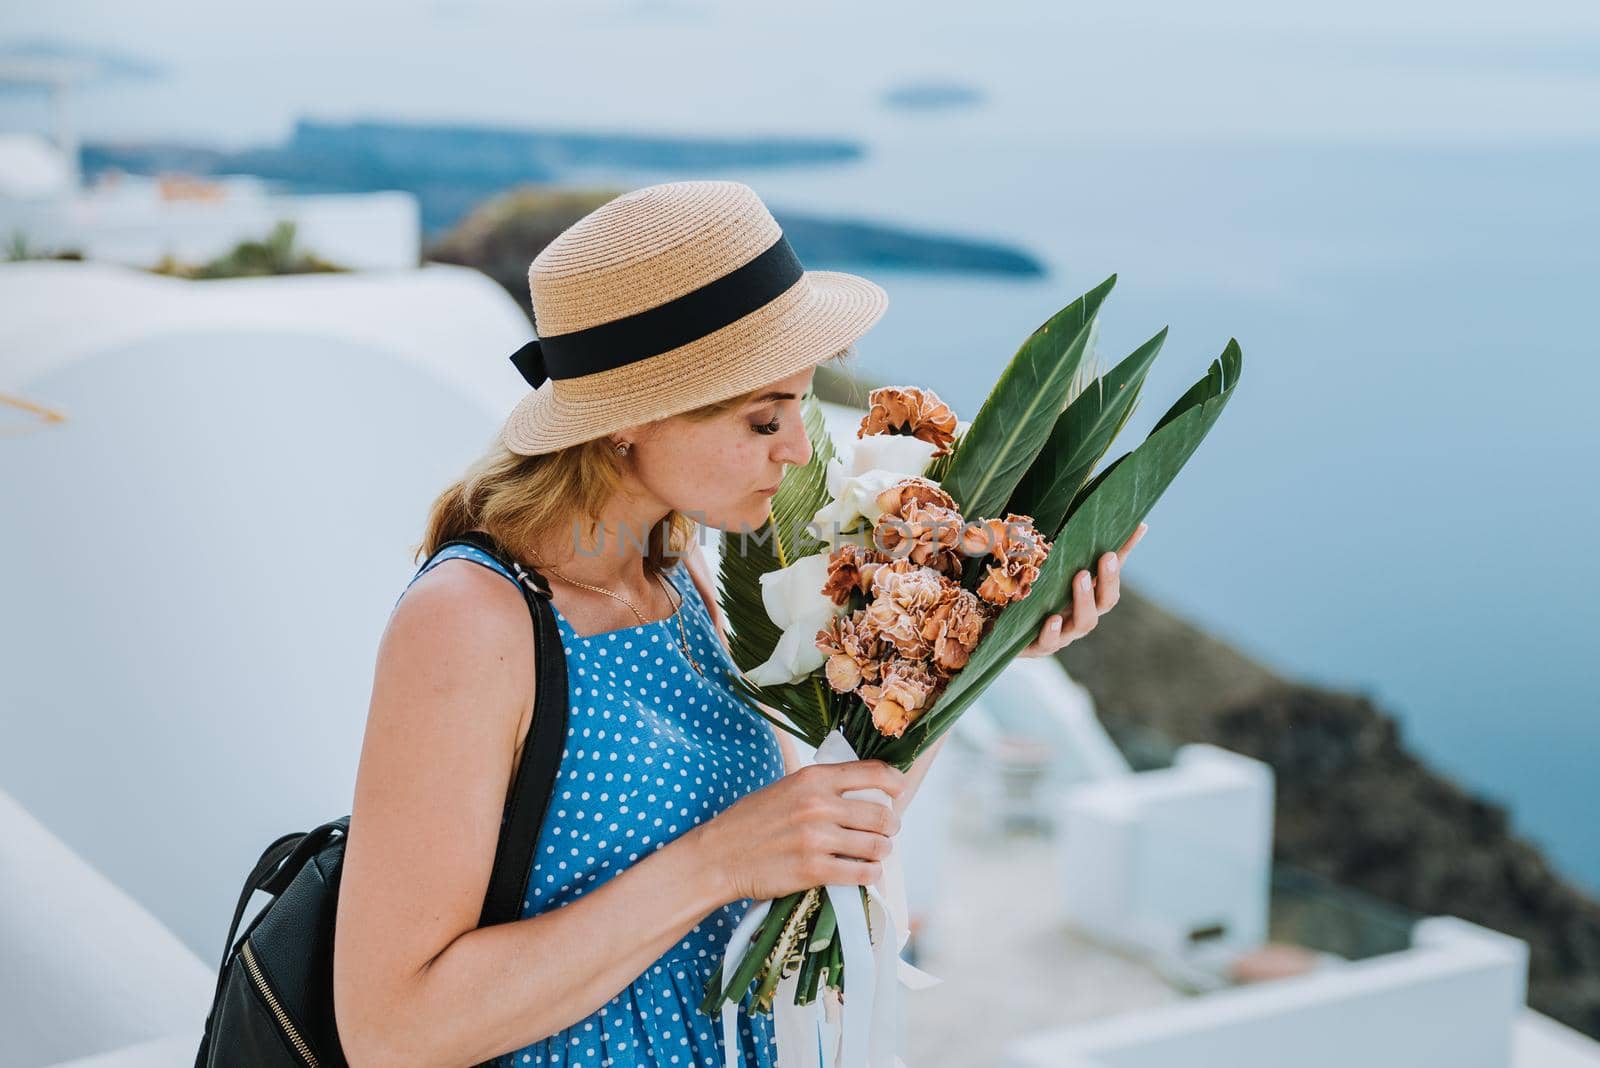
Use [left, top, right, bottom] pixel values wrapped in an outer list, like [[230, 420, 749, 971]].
[[695, 759, 909, 903]]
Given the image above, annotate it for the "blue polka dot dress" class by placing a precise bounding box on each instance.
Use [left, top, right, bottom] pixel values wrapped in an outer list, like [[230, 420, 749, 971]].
[[400, 542, 785, 1068]]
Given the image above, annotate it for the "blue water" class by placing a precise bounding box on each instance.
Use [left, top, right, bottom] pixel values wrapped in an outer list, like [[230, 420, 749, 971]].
[[3, 2, 1597, 891]]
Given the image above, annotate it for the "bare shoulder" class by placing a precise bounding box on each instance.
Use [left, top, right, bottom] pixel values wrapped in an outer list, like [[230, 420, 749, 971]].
[[387, 559, 534, 678], [381, 558, 537, 751]]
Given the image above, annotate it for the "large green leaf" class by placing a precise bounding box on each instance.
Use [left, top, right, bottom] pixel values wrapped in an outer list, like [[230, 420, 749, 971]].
[[938, 275, 1116, 522], [717, 389, 842, 743], [1007, 326, 1168, 537], [1062, 449, 1130, 529], [875, 339, 1244, 767]]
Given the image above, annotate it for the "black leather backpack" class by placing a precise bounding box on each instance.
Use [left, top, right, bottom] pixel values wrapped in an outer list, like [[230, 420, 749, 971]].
[[193, 531, 569, 1067]]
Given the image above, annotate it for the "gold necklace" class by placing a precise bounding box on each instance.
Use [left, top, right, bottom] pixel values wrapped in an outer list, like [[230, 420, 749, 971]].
[[532, 556, 704, 679]]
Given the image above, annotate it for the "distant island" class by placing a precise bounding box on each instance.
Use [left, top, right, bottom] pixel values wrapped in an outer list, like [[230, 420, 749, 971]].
[[79, 118, 1045, 277], [881, 80, 987, 112]]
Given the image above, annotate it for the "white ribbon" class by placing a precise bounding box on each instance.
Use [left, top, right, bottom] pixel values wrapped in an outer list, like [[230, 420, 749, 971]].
[[720, 729, 941, 1068]]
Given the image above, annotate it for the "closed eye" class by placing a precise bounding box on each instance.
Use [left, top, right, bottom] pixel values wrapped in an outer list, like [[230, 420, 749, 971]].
[[751, 417, 782, 436]]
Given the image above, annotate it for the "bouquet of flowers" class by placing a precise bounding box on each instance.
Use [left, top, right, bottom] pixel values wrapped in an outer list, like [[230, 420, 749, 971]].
[[698, 275, 1243, 1062]]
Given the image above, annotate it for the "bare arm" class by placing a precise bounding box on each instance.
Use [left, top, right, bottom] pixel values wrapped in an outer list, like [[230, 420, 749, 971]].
[[333, 563, 734, 1067], [682, 540, 947, 818]]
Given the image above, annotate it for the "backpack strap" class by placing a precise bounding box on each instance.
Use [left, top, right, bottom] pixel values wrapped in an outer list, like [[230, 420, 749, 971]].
[[434, 529, 569, 927]]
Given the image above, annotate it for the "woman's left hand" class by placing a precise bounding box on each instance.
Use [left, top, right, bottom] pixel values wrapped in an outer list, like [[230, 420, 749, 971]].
[[1017, 522, 1148, 658]]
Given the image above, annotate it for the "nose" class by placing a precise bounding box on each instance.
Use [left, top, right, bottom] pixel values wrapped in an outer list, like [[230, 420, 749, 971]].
[[776, 413, 812, 468]]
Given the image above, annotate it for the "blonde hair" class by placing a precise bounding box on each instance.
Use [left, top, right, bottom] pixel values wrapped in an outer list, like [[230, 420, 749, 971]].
[[417, 346, 857, 579]]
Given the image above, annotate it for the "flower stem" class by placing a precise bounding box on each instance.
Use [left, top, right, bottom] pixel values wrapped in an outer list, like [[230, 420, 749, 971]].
[[697, 889, 807, 1017]]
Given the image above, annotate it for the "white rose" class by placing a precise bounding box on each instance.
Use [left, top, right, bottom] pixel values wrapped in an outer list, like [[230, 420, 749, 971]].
[[743, 551, 848, 687], [807, 435, 939, 546], [848, 434, 940, 481]]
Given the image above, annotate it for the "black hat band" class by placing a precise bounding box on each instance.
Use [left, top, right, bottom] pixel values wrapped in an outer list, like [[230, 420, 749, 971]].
[[509, 233, 805, 390]]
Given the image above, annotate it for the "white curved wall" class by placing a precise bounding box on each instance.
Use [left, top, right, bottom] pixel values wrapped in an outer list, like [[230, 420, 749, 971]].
[[0, 787, 213, 1066], [0, 262, 532, 967]]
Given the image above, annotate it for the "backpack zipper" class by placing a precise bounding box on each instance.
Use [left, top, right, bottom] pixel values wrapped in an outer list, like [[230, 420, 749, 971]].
[[239, 938, 320, 1067]]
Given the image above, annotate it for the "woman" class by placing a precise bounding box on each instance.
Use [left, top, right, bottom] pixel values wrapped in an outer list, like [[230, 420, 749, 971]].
[[332, 180, 1140, 1067]]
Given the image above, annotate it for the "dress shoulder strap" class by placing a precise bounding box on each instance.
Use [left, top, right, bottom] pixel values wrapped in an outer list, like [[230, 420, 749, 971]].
[[422, 542, 516, 582], [394, 540, 520, 611]]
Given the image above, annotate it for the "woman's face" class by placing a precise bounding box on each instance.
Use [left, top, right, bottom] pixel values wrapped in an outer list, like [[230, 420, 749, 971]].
[[628, 365, 816, 533]]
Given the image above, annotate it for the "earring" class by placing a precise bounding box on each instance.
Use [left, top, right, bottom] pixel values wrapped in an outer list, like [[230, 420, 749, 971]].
[[615, 440, 631, 456]]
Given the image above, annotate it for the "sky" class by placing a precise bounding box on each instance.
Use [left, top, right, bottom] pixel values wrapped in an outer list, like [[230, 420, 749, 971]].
[[2, 0, 1598, 148]]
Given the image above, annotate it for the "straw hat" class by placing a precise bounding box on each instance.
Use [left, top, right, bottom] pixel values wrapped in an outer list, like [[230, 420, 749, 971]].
[[500, 180, 888, 456]]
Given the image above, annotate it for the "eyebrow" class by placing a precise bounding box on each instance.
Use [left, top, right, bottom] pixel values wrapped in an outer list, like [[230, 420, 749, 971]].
[[748, 391, 799, 404]]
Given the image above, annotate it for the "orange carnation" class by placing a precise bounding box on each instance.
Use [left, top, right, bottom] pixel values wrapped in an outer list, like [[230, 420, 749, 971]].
[[821, 542, 892, 606], [815, 610, 889, 693], [872, 479, 966, 579], [860, 657, 941, 738], [857, 386, 959, 457], [919, 585, 992, 675], [971, 513, 1052, 606]]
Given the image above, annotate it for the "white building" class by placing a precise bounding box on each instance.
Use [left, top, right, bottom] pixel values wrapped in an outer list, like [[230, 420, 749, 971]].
[[1, 60, 419, 270], [2, 161, 422, 271]]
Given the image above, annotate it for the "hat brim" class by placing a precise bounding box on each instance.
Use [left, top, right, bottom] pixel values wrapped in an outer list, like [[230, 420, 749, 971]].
[[501, 269, 887, 456]]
